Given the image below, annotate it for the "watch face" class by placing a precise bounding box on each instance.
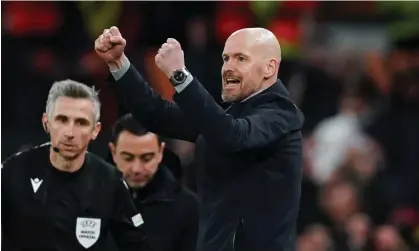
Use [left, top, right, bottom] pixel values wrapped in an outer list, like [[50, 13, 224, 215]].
[[174, 71, 186, 82]]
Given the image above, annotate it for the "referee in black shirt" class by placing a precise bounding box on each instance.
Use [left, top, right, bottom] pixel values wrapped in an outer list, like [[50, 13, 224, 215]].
[[1, 80, 150, 251]]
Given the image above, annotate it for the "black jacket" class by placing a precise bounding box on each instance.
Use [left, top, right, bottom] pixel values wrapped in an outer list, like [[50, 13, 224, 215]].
[[1, 143, 150, 251], [129, 166, 199, 251], [109, 65, 304, 251]]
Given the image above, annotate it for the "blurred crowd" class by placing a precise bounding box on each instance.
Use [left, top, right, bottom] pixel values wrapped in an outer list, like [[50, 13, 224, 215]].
[[2, 1, 419, 251]]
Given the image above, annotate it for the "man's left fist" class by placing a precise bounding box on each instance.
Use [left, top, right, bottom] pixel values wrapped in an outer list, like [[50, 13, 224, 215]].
[[155, 38, 185, 78]]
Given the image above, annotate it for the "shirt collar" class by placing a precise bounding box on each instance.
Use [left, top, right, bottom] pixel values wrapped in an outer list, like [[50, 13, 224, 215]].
[[240, 86, 269, 103]]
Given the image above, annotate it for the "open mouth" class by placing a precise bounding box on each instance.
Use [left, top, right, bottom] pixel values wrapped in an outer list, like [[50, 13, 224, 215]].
[[225, 78, 241, 87]]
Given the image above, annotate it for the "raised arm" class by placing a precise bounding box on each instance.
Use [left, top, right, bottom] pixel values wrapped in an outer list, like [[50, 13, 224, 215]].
[[108, 56, 198, 142], [95, 26, 198, 142], [154, 38, 304, 154]]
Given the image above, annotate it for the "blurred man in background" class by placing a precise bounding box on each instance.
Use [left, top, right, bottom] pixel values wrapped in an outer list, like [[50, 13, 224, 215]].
[[297, 224, 334, 251], [373, 225, 411, 251], [109, 113, 199, 251]]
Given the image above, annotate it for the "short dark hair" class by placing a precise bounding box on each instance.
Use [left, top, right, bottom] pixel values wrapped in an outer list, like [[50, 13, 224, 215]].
[[112, 114, 161, 145]]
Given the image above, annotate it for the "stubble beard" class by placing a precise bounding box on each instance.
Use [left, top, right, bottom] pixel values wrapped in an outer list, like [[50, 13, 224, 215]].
[[221, 84, 258, 103], [221, 92, 240, 103]]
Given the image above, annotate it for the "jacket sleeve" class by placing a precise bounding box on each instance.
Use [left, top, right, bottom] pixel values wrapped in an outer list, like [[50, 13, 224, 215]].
[[110, 179, 152, 251], [173, 78, 304, 153], [108, 64, 199, 142]]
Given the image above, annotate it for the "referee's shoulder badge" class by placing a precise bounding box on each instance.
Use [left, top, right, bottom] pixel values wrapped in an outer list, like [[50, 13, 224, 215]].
[[132, 212, 144, 227]]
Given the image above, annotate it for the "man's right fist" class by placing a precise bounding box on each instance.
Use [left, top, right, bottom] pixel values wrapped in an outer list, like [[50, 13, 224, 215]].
[[95, 26, 126, 68]]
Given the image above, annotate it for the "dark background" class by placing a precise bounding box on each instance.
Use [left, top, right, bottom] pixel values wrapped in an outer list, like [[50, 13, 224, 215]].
[[2, 2, 419, 250]]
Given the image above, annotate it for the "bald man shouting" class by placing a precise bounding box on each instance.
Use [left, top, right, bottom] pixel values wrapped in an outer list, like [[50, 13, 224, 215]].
[[95, 27, 304, 251]]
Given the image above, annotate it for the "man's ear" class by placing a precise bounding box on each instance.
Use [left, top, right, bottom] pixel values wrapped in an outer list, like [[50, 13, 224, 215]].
[[109, 142, 115, 153], [109, 142, 117, 162], [157, 142, 166, 163], [42, 113, 48, 133], [91, 122, 102, 140], [264, 58, 278, 79]]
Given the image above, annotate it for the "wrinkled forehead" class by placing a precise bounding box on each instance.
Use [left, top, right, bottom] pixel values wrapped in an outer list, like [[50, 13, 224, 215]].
[[52, 97, 95, 122]]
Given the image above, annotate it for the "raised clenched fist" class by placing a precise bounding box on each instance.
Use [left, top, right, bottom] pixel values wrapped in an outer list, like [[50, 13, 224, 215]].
[[155, 38, 185, 78], [95, 26, 126, 66]]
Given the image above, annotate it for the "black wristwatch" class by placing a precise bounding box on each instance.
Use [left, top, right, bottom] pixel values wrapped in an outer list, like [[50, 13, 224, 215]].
[[170, 68, 190, 86]]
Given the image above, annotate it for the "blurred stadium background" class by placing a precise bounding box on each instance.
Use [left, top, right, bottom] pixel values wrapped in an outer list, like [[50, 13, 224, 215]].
[[1, 1, 419, 250]]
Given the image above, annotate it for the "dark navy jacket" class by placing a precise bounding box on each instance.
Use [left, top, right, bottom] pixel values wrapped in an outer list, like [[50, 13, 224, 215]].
[[109, 65, 304, 251]]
